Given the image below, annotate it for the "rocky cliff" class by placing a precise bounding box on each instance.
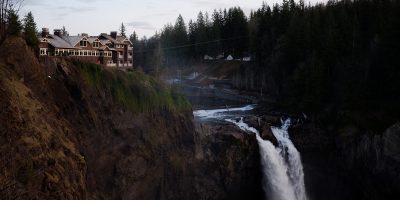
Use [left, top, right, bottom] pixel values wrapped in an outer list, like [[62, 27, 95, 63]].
[[0, 37, 263, 199], [289, 117, 400, 200]]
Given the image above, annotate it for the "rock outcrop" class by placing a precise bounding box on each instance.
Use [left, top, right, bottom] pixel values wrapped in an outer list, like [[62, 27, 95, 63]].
[[0, 37, 197, 199], [335, 122, 400, 200], [194, 121, 264, 200], [0, 37, 264, 200]]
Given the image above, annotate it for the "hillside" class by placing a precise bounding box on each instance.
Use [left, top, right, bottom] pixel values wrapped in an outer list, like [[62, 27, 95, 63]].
[[0, 37, 195, 199], [0, 37, 263, 199]]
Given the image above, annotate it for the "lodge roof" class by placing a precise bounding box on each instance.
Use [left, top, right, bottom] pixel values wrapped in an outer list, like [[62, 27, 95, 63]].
[[46, 35, 77, 49], [40, 30, 132, 49]]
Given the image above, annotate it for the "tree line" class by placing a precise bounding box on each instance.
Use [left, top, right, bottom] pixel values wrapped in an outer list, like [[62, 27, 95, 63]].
[[132, 0, 400, 115], [0, 0, 38, 47]]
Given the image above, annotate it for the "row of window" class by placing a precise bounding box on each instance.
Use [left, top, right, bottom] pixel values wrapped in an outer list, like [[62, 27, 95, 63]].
[[55, 49, 113, 57], [39, 48, 113, 57], [80, 42, 126, 49], [115, 44, 125, 49], [39, 49, 133, 60]]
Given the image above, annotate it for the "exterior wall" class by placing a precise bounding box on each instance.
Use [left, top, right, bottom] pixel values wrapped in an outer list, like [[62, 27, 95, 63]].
[[39, 33, 134, 69]]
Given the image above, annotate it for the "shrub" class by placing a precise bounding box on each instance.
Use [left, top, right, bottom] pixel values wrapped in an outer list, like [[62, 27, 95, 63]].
[[75, 61, 191, 112]]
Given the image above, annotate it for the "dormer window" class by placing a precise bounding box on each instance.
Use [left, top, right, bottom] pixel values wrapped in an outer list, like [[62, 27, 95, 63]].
[[80, 38, 88, 47], [93, 42, 100, 48], [80, 40, 87, 47]]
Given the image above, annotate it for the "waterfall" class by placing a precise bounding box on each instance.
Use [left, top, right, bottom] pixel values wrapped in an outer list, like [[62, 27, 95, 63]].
[[226, 118, 307, 200], [194, 105, 307, 200]]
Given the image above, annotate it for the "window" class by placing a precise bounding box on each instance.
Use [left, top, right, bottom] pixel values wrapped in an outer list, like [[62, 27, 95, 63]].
[[80, 51, 83, 56], [80, 40, 87, 47], [40, 48, 47, 55], [84, 51, 87, 56], [93, 42, 100, 48]]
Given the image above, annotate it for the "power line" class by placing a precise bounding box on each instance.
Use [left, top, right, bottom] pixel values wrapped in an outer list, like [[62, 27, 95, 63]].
[[135, 36, 248, 53]]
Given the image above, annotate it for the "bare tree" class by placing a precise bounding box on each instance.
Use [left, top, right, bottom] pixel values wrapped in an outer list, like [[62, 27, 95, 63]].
[[0, 0, 24, 40]]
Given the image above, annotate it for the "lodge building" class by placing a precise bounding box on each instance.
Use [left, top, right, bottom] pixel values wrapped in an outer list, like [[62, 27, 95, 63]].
[[39, 28, 133, 68]]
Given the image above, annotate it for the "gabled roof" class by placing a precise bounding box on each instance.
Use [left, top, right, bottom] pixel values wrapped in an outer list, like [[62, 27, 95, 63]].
[[38, 32, 132, 49], [62, 36, 85, 47], [87, 37, 100, 43], [39, 37, 48, 42], [99, 46, 110, 50], [99, 33, 119, 44], [47, 35, 77, 49], [99, 39, 111, 45], [117, 36, 133, 45]]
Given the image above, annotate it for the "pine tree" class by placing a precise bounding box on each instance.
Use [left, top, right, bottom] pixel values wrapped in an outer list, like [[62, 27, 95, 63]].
[[120, 22, 126, 37], [129, 31, 138, 44], [7, 9, 22, 36], [23, 12, 38, 47]]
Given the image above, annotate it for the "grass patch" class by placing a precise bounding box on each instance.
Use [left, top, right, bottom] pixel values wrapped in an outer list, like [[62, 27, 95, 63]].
[[74, 61, 191, 112]]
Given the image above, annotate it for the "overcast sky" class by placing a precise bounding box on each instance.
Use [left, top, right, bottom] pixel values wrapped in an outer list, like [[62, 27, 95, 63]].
[[22, 0, 328, 38]]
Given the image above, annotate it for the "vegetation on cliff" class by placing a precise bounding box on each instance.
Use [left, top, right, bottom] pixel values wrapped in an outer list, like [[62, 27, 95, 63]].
[[0, 36, 197, 199], [75, 61, 191, 112]]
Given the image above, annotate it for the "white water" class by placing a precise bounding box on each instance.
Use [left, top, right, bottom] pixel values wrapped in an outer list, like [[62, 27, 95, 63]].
[[194, 106, 307, 200], [193, 105, 256, 119]]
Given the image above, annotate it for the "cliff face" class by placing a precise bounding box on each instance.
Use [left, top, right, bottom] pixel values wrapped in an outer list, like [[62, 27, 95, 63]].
[[289, 118, 400, 200], [335, 123, 400, 200], [194, 121, 264, 200], [0, 37, 87, 199], [0, 37, 263, 200], [0, 37, 197, 199]]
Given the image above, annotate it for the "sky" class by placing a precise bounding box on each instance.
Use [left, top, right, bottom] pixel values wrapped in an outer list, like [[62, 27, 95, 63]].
[[22, 0, 328, 38]]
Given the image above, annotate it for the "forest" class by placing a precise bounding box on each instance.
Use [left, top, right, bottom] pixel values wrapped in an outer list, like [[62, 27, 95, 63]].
[[132, 0, 400, 120]]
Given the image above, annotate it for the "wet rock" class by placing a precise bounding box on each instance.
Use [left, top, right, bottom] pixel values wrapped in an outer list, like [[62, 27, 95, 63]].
[[194, 121, 264, 200], [261, 115, 280, 127], [260, 125, 278, 146], [243, 116, 261, 129]]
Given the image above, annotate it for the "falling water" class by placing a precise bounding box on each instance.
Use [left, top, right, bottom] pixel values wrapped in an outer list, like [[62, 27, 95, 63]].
[[225, 117, 307, 200], [194, 105, 307, 200]]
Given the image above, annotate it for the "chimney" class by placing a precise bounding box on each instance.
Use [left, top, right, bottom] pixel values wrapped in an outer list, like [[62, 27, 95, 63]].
[[54, 29, 62, 37], [81, 33, 88, 37], [110, 31, 117, 39], [42, 28, 49, 37]]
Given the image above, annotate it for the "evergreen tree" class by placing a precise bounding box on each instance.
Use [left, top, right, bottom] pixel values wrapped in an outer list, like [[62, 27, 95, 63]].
[[129, 31, 138, 44], [7, 9, 22, 36], [23, 11, 38, 47], [119, 22, 126, 37]]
